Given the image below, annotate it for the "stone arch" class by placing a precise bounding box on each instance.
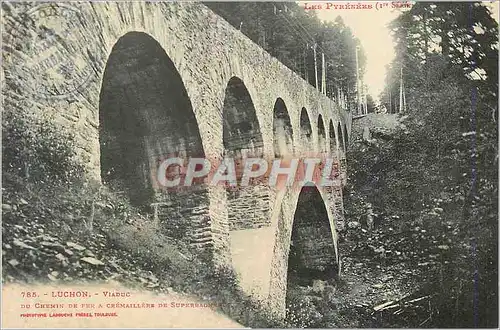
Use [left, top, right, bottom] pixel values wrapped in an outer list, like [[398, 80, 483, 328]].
[[222, 76, 269, 230], [286, 185, 338, 284], [317, 114, 327, 154], [273, 98, 294, 158], [338, 122, 347, 180], [300, 107, 313, 151], [98, 31, 211, 246], [329, 119, 337, 155], [337, 122, 345, 153], [223, 76, 264, 157], [267, 184, 339, 317], [222, 77, 272, 298]]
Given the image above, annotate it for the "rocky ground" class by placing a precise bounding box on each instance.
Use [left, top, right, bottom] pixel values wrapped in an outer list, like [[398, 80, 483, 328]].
[[281, 112, 478, 328], [1, 174, 279, 328], [334, 220, 456, 328], [3, 162, 442, 329], [3, 213, 167, 291], [328, 113, 485, 328], [283, 216, 457, 328]]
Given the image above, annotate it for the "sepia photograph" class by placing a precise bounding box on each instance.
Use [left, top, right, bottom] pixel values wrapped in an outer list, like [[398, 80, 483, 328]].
[[1, 0, 498, 328]]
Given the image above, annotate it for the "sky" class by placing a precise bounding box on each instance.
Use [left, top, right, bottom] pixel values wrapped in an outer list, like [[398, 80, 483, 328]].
[[313, 1, 403, 100], [298, 1, 499, 101]]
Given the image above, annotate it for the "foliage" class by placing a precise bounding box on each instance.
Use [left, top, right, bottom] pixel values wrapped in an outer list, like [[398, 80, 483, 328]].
[[2, 108, 85, 184], [381, 2, 498, 112], [346, 81, 497, 327], [366, 94, 376, 113], [344, 2, 497, 326], [1, 101, 283, 328], [3, 168, 285, 328]]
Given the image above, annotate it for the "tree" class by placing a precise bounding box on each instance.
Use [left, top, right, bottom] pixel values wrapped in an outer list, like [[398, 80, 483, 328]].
[[382, 2, 498, 108], [377, 3, 498, 326], [366, 94, 376, 113]]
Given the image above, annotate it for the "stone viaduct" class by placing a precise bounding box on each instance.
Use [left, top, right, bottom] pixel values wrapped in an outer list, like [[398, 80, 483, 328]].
[[3, 1, 352, 316]]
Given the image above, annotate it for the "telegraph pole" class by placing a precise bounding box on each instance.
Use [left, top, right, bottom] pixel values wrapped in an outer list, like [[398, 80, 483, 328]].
[[402, 70, 406, 112], [321, 53, 326, 95], [313, 43, 319, 91], [304, 43, 308, 82], [364, 84, 368, 114]]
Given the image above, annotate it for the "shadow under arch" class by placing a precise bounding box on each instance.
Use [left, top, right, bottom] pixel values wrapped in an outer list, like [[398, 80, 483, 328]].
[[273, 97, 294, 158], [287, 185, 338, 284], [317, 114, 327, 153], [267, 183, 339, 318], [329, 119, 337, 156], [344, 123, 349, 148], [300, 107, 312, 152], [222, 76, 273, 298], [99, 31, 211, 246], [222, 76, 264, 155], [222, 76, 270, 231]]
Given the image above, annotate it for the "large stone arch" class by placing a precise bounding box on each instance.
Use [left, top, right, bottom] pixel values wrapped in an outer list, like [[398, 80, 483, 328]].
[[2, 0, 352, 315], [222, 76, 273, 295], [273, 98, 294, 158], [99, 32, 214, 251], [222, 76, 269, 230], [267, 184, 339, 317], [287, 186, 338, 280]]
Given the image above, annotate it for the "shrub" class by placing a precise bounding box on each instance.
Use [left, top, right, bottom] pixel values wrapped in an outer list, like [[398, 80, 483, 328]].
[[2, 108, 84, 184]]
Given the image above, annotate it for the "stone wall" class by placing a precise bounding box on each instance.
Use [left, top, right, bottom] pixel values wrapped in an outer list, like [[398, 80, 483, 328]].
[[227, 185, 271, 230]]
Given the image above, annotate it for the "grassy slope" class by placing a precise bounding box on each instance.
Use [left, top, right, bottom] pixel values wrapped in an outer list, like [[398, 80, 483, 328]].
[[1, 172, 284, 328]]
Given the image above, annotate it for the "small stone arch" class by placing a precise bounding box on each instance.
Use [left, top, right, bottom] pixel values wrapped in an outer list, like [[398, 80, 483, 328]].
[[222, 76, 264, 157], [317, 114, 327, 154], [329, 119, 337, 156], [300, 107, 312, 152], [344, 123, 349, 148], [273, 98, 294, 158]]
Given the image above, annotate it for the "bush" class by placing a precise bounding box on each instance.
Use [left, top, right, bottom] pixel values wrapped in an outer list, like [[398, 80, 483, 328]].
[[2, 108, 84, 184]]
